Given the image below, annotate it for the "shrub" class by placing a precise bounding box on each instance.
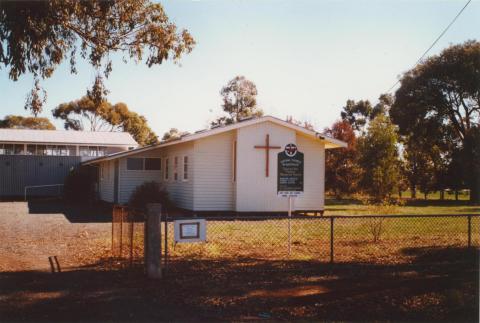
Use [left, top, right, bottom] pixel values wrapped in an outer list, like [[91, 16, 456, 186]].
[[128, 181, 170, 211], [64, 166, 96, 204], [368, 218, 385, 243]]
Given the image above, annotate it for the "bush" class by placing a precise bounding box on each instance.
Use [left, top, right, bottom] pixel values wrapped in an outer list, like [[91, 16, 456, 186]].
[[64, 166, 96, 204], [128, 181, 170, 211]]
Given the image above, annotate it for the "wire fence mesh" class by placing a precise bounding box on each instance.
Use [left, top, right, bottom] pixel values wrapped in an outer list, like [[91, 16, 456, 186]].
[[111, 208, 479, 271], [111, 205, 144, 266], [164, 214, 479, 269]]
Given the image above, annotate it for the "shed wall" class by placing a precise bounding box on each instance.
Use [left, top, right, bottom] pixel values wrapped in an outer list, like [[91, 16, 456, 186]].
[[0, 155, 81, 198]]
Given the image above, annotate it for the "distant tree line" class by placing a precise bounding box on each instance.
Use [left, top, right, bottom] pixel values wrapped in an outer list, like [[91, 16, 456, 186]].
[[324, 40, 479, 204]]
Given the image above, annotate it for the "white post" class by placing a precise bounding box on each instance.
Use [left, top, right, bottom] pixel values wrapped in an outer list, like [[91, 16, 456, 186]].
[[288, 195, 292, 257]]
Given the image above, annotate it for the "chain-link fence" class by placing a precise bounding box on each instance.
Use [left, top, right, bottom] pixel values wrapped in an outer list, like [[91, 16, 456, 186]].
[[111, 205, 144, 266], [164, 214, 479, 271], [111, 209, 479, 271]]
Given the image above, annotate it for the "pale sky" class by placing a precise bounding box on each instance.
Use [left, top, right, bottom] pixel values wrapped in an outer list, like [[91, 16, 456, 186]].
[[1, 0, 479, 136]]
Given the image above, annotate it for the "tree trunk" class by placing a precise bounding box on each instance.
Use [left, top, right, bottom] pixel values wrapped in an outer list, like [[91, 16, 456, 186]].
[[470, 184, 480, 205], [424, 192, 427, 200], [455, 190, 459, 201], [469, 167, 480, 204], [440, 189, 444, 200], [411, 185, 416, 199]]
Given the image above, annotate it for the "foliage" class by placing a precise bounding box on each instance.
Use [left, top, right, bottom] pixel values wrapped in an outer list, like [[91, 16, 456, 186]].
[[0, 115, 55, 130], [324, 120, 362, 198], [340, 94, 393, 132], [52, 95, 158, 146], [285, 116, 315, 130], [358, 114, 400, 201], [391, 40, 480, 203], [162, 128, 189, 142], [128, 181, 170, 211], [64, 166, 96, 204], [212, 76, 263, 126], [0, 0, 195, 115]]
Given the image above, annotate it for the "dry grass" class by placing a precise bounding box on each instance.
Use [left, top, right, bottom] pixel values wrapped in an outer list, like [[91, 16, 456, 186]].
[[124, 215, 480, 266]]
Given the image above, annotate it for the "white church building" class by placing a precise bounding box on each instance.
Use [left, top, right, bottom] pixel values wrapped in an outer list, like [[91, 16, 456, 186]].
[[83, 116, 346, 214]]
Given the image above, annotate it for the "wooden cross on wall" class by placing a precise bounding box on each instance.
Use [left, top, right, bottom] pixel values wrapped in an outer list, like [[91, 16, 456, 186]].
[[254, 134, 281, 177]]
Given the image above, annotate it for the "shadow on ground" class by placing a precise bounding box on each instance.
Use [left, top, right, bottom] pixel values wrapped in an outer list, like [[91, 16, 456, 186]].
[[0, 246, 478, 322], [26, 199, 112, 223]]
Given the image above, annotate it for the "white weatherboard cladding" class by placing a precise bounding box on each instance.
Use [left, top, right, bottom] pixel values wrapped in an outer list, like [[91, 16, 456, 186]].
[[118, 148, 162, 204], [161, 142, 194, 210], [293, 134, 325, 210], [99, 160, 115, 202], [235, 122, 295, 212], [116, 143, 194, 209], [193, 131, 235, 211]]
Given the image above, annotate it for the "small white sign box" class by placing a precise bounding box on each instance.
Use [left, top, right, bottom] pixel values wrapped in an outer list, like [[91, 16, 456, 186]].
[[174, 219, 207, 243]]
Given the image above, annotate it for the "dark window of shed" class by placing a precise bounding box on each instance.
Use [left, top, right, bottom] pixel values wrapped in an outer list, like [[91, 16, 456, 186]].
[[127, 158, 144, 170], [145, 158, 161, 170]]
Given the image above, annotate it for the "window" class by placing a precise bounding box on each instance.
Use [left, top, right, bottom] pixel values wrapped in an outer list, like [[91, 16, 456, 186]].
[[3, 144, 13, 155], [164, 158, 169, 180], [233, 140, 237, 182], [57, 146, 68, 156], [174, 156, 179, 181], [145, 158, 161, 170], [37, 145, 47, 155], [183, 156, 189, 181], [46, 145, 56, 156], [67, 146, 77, 156], [89, 146, 98, 157], [98, 147, 107, 156], [127, 158, 144, 170], [14, 145, 24, 155], [79, 146, 89, 157], [26, 145, 36, 155]]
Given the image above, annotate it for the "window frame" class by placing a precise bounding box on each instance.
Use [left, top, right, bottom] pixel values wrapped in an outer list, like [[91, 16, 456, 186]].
[[126, 157, 144, 171], [145, 158, 162, 171], [174, 156, 179, 181], [164, 157, 169, 181], [183, 155, 189, 181]]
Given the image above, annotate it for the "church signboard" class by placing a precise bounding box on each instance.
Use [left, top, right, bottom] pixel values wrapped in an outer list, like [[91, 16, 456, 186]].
[[174, 219, 207, 243], [277, 143, 304, 197]]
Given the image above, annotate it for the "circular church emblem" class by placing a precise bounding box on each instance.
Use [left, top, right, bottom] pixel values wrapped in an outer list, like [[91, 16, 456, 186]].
[[284, 143, 297, 157]]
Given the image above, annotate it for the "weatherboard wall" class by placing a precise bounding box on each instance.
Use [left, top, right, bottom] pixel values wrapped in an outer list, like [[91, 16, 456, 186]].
[[293, 133, 325, 211], [98, 160, 115, 203], [235, 121, 295, 212], [193, 131, 235, 211]]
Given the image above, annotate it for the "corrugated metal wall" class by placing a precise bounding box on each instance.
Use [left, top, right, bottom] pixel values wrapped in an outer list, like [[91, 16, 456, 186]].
[[0, 156, 81, 197]]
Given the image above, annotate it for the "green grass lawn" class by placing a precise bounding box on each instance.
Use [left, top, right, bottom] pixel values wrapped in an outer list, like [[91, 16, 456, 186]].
[[324, 198, 479, 216], [400, 189, 470, 201]]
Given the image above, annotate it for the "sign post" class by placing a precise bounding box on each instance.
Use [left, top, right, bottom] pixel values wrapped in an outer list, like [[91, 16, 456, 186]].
[[277, 143, 304, 256]]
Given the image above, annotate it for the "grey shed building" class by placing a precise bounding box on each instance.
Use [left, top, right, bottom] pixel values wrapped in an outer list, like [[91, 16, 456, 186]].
[[0, 129, 138, 199]]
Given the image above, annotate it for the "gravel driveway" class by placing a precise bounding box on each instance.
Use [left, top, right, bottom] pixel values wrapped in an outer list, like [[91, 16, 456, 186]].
[[0, 200, 112, 272]]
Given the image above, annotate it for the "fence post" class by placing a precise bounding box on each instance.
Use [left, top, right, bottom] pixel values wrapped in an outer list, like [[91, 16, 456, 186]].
[[119, 207, 124, 258], [164, 209, 168, 272], [330, 217, 334, 264], [146, 203, 163, 279], [468, 215, 471, 248], [130, 211, 134, 267]]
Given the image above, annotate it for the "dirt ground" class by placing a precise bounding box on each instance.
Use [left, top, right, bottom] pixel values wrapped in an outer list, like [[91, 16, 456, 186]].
[[0, 200, 478, 322]]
